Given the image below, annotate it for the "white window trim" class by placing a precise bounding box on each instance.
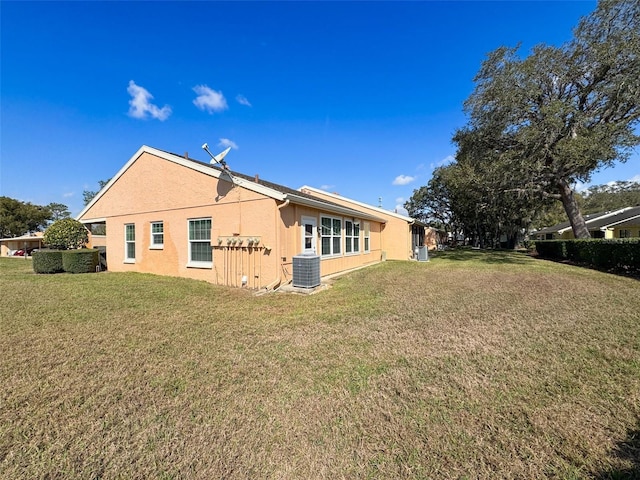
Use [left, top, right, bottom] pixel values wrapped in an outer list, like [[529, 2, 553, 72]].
[[124, 223, 135, 263], [301, 215, 317, 254], [150, 221, 164, 250], [345, 220, 361, 256], [187, 217, 213, 269], [320, 215, 342, 257], [363, 221, 371, 253]]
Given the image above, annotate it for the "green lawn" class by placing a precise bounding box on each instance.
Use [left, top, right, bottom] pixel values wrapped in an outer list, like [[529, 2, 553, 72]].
[[1, 251, 638, 479]]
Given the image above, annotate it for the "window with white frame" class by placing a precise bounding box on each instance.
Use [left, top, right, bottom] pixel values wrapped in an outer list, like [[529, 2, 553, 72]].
[[321, 216, 341, 256], [124, 224, 135, 262], [150, 221, 164, 248], [345, 220, 360, 254], [188, 218, 212, 267], [363, 222, 370, 252]]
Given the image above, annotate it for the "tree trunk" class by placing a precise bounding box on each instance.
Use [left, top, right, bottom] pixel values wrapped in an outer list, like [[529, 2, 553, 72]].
[[558, 178, 590, 239]]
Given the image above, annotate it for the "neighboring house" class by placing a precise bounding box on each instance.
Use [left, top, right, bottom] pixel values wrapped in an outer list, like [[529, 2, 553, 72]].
[[76, 145, 390, 289], [531, 206, 640, 240], [298, 185, 438, 257], [0, 232, 44, 256]]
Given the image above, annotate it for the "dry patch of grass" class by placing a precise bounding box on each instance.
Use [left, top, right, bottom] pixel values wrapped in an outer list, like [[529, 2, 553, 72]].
[[1, 251, 639, 479]]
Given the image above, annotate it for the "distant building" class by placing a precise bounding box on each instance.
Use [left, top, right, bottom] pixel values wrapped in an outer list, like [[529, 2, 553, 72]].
[[531, 206, 640, 240]]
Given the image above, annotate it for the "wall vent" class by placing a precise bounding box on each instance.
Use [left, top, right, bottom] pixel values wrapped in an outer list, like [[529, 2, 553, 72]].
[[292, 254, 321, 288]]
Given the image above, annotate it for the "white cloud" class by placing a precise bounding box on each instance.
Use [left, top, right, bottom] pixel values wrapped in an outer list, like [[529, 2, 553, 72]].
[[395, 204, 409, 215], [236, 94, 252, 107], [63, 192, 74, 198], [218, 138, 238, 150], [629, 174, 640, 183], [127, 80, 172, 121], [193, 85, 228, 113], [395, 197, 405, 204], [392, 175, 416, 186], [320, 184, 335, 191]]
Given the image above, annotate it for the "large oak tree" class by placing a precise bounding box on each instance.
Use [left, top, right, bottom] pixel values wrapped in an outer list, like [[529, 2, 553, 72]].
[[460, 0, 639, 238]]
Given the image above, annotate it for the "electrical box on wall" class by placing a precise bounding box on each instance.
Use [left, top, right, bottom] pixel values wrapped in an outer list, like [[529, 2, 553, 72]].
[[214, 236, 262, 247]]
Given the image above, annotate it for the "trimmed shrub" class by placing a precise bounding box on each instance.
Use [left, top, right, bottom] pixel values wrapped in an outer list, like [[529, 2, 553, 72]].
[[535, 240, 568, 259], [44, 218, 88, 250], [535, 239, 640, 270], [62, 249, 100, 274], [32, 250, 64, 274]]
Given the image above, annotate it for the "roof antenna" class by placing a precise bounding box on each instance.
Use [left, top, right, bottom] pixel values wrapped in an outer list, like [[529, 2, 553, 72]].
[[202, 143, 231, 170], [202, 142, 237, 187]]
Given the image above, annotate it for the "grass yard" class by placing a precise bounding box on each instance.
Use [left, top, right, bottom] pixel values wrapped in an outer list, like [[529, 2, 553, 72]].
[[1, 250, 639, 479]]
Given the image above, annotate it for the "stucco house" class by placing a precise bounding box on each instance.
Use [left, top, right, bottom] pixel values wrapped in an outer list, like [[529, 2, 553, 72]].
[[298, 185, 439, 257], [77, 145, 405, 290], [531, 206, 640, 240]]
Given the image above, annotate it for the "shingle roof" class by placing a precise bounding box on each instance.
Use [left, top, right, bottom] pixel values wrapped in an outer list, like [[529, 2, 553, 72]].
[[533, 206, 640, 235], [79, 145, 388, 223], [584, 206, 640, 229], [166, 149, 387, 222]]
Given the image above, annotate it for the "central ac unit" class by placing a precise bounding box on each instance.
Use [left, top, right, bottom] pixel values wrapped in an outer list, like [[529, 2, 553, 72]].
[[292, 254, 321, 288]]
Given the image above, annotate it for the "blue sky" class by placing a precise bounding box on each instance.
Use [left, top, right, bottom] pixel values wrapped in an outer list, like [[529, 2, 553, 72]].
[[2, 1, 638, 217]]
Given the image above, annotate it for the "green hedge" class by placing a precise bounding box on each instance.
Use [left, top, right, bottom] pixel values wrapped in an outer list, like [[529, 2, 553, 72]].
[[62, 249, 100, 274], [535, 239, 640, 270], [33, 249, 100, 274], [32, 250, 64, 274]]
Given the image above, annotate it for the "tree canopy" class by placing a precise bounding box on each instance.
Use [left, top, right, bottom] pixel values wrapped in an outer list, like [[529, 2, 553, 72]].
[[581, 181, 640, 213], [44, 218, 88, 250], [454, 0, 640, 239], [83, 179, 111, 206], [47, 202, 71, 221], [0, 197, 53, 238]]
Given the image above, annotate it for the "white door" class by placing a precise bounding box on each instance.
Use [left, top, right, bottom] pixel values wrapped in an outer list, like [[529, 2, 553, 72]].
[[301, 216, 317, 254]]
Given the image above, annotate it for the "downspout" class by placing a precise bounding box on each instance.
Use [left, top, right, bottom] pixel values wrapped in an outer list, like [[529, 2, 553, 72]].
[[264, 198, 290, 291], [408, 219, 415, 260]]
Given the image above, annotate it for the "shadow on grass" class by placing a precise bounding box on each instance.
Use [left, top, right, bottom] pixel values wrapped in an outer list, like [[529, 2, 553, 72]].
[[596, 420, 640, 480], [532, 254, 640, 281], [433, 249, 531, 265]]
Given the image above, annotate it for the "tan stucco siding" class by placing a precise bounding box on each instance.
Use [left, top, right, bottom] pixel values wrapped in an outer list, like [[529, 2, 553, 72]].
[[87, 235, 107, 248], [278, 204, 384, 279], [100, 202, 281, 288], [81, 152, 223, 220], [79, 152, 282, 288], [77, 150, 391, 288], [300, 189, 412, 260]]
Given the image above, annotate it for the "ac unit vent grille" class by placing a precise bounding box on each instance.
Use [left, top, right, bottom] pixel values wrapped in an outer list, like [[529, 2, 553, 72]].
[[292, 254, 321, 288]]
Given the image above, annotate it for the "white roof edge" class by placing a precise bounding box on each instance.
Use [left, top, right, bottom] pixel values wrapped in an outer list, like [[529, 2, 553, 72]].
[[546, 207, 632, 234], [76, 145, 286, 221], [588, 207, 630, 222], [286, 193, 387, 223], [298, 185, 414, 223], [79, 217, 107, 223], [0, 234, 45, 242], [598, 213, 640, 228]]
